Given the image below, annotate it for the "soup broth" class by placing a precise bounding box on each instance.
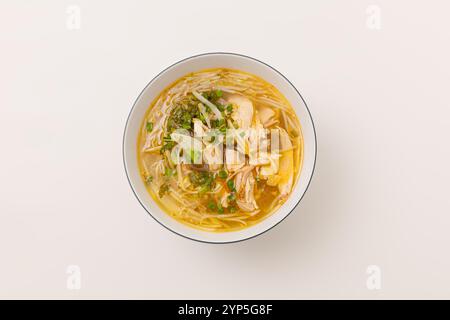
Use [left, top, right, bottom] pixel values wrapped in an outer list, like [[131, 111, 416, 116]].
[[137, 68, 303, 232]]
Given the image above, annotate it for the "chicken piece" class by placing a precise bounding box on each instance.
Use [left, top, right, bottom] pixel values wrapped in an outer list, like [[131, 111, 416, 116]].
[[259, 128, 281, 177], [236, 200, 258, 213], [220, 192, 230, 208], [259, 152, 280, 177], [248, 127, 271, 165], [193, 118, 206, 138], [278, 128, 294, 196], [257, 105, 278, 128], [228, 94, 254, 129], [226, 149, 244, 172], [193, 118, 222, 169], [244, 175, 258, 207], [203, 143, 222, 171], [233, 165, 254, 193], [236, 174, 258, 213]]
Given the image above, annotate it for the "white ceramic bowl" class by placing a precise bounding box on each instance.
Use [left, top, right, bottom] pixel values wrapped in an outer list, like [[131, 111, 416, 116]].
[[123, 53, 316, 243]]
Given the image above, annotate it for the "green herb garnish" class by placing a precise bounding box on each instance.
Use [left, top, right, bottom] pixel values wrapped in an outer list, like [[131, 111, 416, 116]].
[[160, 136, 176, 154], [164, 168, 175, 177], [207, 200, 217, 211], [189, 171, 215, 191], [227, 193, 236, 203], [227, 179, 236, 192], [189, 149, 202, 164], [218, 170, 228, 179], [166, 97, 201, 133]]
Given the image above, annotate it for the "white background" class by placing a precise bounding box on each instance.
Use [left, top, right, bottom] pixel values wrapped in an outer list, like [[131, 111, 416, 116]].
[[1, 0, 449, 299]]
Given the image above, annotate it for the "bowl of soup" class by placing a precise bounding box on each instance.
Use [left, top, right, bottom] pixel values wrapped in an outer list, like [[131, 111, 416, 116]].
[[123, 53, 316, 243]]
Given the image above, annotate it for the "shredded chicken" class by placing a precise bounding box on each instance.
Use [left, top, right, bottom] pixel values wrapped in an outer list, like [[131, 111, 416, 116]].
[[228, 94, 254, 129], [257, 105, 278, 128], [226, 149, 244, 172], [277, 128, 294, 197]]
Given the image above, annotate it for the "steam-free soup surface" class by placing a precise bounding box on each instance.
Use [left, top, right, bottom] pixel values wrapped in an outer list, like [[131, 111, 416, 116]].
[[138, 68, 303, 232]]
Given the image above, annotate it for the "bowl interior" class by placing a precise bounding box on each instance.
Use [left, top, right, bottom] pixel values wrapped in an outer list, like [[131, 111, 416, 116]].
[[123, 53, 316, 243]]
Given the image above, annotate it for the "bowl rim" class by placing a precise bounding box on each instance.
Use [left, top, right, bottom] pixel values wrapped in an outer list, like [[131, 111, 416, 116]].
[[123, 52, 317, 244]]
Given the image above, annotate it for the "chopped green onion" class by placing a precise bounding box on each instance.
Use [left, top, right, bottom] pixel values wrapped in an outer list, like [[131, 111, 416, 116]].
[[146, 122, 153, 132], [164, 168, 175, 177], [227, 193, 236, 203], [227, 179, 236, 191], [207, 201, 217, 211], [218, 170, 228, 179], [145, 175, 153, 184]]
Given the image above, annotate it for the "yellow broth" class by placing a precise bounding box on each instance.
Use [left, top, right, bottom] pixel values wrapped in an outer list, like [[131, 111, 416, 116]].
[[137, 68, 303, 232]]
